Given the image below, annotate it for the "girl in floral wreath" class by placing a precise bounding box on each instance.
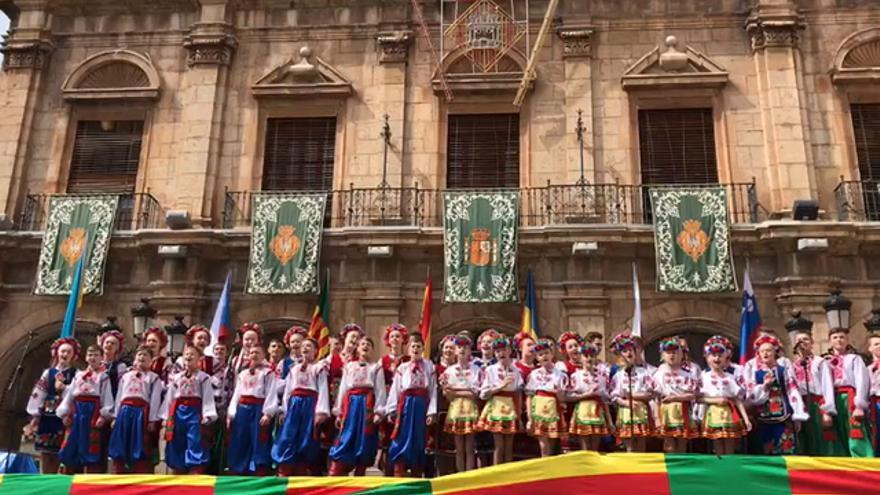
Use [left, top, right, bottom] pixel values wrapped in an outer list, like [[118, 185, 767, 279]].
[[825, 326, 873, 457], [441, 333, 481, 472], [478, 336, 523, 465], [653, 338, 699, 452], [432, 333, 458, 476], [99, 329, 127, 402], [281, 325, 308, 380], [232, 323, 263, 374], [513, 332, 537, 382], [57, 344, 113, 473], [698, 336, 751, 455], [525, 338, 568, 457], [744, 334, 807, 455], [329, 336, 386, 476], [555, 332, 583, 377], [143, 327, 172, 382], [173, 325, 214, 374], [567, 343, 613, 451], [25, 337, 80, 473], [610, 333, 655, 452], [474, 328, 501, 369], [379, 323, 409, 474]]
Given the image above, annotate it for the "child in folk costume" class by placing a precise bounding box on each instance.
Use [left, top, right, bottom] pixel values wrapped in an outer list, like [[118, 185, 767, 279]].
[[173, 325, 213, 373], [525, 338, 568, 456], [109, 346, 164, 474], [271, 338, 330, 476], [567, 343, 613, 451], [867, 333, 880, 452], [25, 337, 79, 474], [433, 334, 458, 476], [477, 336, 523, 465], [227, 346, 276, 476], [441, 334, 481, 472], [232, 323, 263, 374], [321, 323, 364, 473], [161, 345, 218, 474], [267, 339, 286, 374], [281, 326, 308, 380], [329, 336, 386, 476], [556, 332, 583, 376], [474, 329, 500, 369], [99, 329, 127, 402], [385, 332, 437, 477], [513, 332, 537, 382], [698, 336, 751, 455], [653, 338, 699, 452], [677, 336, 702, 381], [56, 345, 113, 473], [744, 334, 807, 455], [379, 323, 410, 474], [610, 334, 655, 453], [826, 326, 874, 457], [790, 328, 836, 456], [144, 327, 172, 382]]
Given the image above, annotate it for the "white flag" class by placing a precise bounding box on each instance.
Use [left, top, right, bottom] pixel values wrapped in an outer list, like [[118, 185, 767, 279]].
[[632, 262, 642, 337]]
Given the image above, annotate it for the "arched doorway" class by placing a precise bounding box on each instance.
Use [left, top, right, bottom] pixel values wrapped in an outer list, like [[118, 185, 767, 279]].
[[644, 322, 739, 369], [0, 321, 100, 451]]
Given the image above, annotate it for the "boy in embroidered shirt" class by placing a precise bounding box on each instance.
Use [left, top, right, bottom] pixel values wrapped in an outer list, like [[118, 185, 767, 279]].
[[698, 336, 751, 455], [108, 347, 164, 474], [525, 338, 568, 457], [568, 343, 613, 451], [281, 326, 308, 380], [441, 334, 481, 472], [867, 333, 880, 452], [825, 326, 874, 457], [57, 345, 114, 473], [791, 329, 836, 456], [227, 346, 275, 475], [378, 323, 409, 475]]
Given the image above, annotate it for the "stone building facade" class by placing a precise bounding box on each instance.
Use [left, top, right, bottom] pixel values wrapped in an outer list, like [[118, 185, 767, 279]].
[[1, 0, 880, 448]]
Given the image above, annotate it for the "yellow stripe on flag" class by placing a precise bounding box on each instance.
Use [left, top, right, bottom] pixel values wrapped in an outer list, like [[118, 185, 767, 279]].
[[431, 451, 666, 495], [286, 476, 417, 490], [784, 456, 880, 472], [72, 474, 217, 487]]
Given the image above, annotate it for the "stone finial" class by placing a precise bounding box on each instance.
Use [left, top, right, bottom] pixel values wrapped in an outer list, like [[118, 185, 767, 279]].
[[278, 46, 322, 83], [658, 36, 688, 72], [377, 31, 412, 64], [556, 27, 594, 59]]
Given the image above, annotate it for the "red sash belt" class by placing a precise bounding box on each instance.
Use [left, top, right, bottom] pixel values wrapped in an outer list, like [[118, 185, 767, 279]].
[[164, 397, 202, 443], [240, 395, 265, 406], [121, 397, 150, 429], [391, 388, 428, 440], [836, 386, 864, 440], [294, 389, 318, 398], [72, 395, 103, 455], [341, 387, 376, 435]]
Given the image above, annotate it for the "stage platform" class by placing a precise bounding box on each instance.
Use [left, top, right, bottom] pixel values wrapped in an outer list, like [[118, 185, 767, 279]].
[[0, 452, 878, 494]]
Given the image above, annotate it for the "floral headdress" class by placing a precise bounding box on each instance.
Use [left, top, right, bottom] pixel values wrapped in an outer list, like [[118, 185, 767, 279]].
[[703, 335, 733, 356], [479, 328, 501, 343], [98, 329, 125, 349], [340, 323, 364, 339], [581, 343, 600, 357], [610, 333, 641, 354], [533, 337, 556, 354], [51, 337, 81, 362], [283, 326, 308, 347], [185, 325, 211, 345], [238, 322, 263, 343], [453, 333, 472, 347], [384, 323, 409, 346], [753, 334, 783, 355], [144, 326, 168, 350], [558, 331, 582, 349], [491, 336, 510, 350], [512, 331, 535, 351], [659, 338, 682, 353]]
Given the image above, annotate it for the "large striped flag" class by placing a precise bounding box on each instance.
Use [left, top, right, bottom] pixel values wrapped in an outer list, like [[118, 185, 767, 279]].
[[739, 264, 762, 365], [519, 268, 540, 340], [206, 271, 233, 357], [59, 253, 87, 339], [419, 271, 433, 358], [631, 262, 642, 338], [309, 274, 331, 359]]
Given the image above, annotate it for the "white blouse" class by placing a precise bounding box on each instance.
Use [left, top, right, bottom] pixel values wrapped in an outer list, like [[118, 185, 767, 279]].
[[268, 361, 330, 418], [385, 358, 438, 417], [479, 362, 523, 400], [653, 364, 698, 400], [698, 369, 742, 400], [826, 353, 871, 411], [610, 365, 655, 402], [56, 368, 114, 419], [440, 363, 482, 396], [567, 368, 610, 401], [792, 356, 836, 415], [26, 366, 74, 417], [744, 362, 808, 421], [333, 361, 387, 416], [227, 365, 276, 419], [114, 369, 165, 422], [159, 370, 218, 422], [525, 366, 568, 395]]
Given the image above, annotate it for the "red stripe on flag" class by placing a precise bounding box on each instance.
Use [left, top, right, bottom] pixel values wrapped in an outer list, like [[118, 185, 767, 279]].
[[789, 469, 880, 495], [286, 488, 366, 495], [440, 473, 670, 495], [71, 484, 213, 495]]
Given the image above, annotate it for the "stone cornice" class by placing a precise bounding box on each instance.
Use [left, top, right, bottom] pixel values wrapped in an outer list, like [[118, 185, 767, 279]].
[[1, 38, 54, 71], [744, 10, 806, 52], [184, 22, 238, 67], [376, 30, 412, 64], [555, 26, 594, 59]]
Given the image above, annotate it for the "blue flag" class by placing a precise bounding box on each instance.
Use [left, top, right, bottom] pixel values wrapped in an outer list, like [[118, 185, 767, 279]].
[[520, 268, 540, 340], [59, 254, 86, 339], [739, 266, 762, 365]]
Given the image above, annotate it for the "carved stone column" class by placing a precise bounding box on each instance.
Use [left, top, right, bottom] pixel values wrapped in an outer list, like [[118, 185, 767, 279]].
[[556, 26, 596, 184], [745, 2, 815, 216], [176, 14, 237, 226]]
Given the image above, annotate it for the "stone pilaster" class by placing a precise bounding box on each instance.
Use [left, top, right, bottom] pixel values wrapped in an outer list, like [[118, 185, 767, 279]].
[[176, 13, 237, 226], [556, 26, 596, 184], [361, 289, 404, 345], [745, 2, 815, 215], [0, 0, 53, 224], [373, 31, 410, 188]]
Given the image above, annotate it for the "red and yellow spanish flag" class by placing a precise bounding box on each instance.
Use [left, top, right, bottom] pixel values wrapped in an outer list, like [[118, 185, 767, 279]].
[[308, 275, 331, 359], [418, 272, 432, 358]]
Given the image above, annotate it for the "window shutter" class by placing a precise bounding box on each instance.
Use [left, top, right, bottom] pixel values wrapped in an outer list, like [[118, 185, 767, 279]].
[[638, 108, 718, 185], [67, 120, 143, 193], [851, 103, 880, 181], [262, 117, 336, 191], [447, 113, 520, 189]]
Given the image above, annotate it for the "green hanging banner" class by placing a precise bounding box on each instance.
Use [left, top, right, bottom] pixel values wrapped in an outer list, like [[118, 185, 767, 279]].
[[246, 192, 327, 294], [34, 195, 119, 295], [443, 190, 519, 303], [650, 187, 737, 293]]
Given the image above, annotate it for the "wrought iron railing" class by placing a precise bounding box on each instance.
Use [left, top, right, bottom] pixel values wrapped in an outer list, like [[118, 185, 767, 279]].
[[223, 181, 760, 229], [16, 192, 166, 231], [834, 179, 880, 221]]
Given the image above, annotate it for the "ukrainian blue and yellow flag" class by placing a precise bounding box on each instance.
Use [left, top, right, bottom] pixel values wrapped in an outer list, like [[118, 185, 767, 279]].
[[520, 268, 540, 340], [59, 252, 86, 339]]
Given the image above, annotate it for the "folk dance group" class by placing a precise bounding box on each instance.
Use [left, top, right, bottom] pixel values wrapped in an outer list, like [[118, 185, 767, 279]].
[[23, 320, 880, 479]]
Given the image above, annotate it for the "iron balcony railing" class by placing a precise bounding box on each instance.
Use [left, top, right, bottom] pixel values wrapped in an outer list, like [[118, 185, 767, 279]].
[[834, 179, 880, 221], [16, 192, 166, 231], [223, 181, 760, 229]]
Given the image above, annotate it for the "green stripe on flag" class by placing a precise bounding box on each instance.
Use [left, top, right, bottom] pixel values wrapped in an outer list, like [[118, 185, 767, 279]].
[[359, 480, 433, 495], [666, 454, 791, 495], [214, 476, 287, 495], [0, 474, 72, 495]]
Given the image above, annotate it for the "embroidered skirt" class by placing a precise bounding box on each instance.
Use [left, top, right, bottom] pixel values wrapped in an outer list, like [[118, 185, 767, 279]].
[[757, 420, 796, 455], [477, 393, 519, 435], [35, 398, 65, 454], [702, 402, 746, 440], [656, 401, 698, 439], [527, 392, 566, 439], [569, 398, 610, 437], [444, 397, 479, 435], [330, 388, 379, 467], [226, 397, 273, 474], [616, 400, 652, 438]]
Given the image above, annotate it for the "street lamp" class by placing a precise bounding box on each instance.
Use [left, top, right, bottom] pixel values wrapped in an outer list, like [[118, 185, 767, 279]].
[[823, 289, 852, 332], [130, 298, 157, 337], [165, 315, 189, 357], [99, 315, 122, 334], [864, 309, 880, 334]]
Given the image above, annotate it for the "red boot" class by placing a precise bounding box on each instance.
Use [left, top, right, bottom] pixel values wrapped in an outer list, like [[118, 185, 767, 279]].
[[189, 466, 206, 475], [354, 465, 367, 476], [111, 460, 127, 474], [393, 462, 407, 478], [278, 464, 296, 477], [329, 460, 348, 476]]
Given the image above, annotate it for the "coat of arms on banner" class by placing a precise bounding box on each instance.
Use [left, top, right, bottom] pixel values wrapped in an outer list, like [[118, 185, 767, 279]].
[[246, 193, 326, 294], [443, 190, 519, 303], [34, 195, 119, 295], [650, 187, 737, 293]]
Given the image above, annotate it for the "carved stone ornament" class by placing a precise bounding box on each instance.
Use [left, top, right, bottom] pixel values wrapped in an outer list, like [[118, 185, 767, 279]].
[[184, 26, 238, 67], [745, 14, 805, 52], [830, 28, 880, 86], [62, 50, 161, 101], [252, 46, 354, 99], [2, 40, 54, 71], [621, 35, 729, 91], [377, 31, 412, 64], [555, 27, 594, 58]]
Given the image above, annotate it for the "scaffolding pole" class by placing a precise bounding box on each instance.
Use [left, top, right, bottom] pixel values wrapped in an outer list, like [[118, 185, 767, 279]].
[[412, 0, 453, 101], [513, 0, 559, 107]]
